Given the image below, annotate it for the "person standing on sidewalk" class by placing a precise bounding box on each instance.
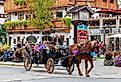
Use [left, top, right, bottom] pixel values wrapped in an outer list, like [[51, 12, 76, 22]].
[[53, 32, 62, 45]]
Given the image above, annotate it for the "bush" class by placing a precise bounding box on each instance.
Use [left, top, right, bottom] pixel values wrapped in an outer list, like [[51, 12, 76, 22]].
[[14, 0, 26, 6], [0, 44, 10, 56], [4, 20, 30, 29], [63, 18, 71, 27]]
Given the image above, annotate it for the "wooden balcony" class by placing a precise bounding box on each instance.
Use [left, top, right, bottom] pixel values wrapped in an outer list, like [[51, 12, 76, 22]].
[[6, 19, 71, 33], [5, 0, 117, 13]]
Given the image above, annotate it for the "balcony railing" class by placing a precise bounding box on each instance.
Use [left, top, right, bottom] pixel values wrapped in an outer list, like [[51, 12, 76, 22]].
[[6, 19, 71, 33]]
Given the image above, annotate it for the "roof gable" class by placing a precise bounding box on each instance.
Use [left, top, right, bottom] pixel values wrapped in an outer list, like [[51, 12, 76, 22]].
[[67, 5, 94, 15]]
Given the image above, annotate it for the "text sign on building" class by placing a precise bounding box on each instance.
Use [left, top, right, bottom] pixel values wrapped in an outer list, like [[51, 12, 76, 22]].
[[77, 25, 88, 43]]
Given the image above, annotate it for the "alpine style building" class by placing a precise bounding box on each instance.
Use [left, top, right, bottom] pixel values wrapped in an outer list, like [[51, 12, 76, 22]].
[[4, 0, 119, 49]]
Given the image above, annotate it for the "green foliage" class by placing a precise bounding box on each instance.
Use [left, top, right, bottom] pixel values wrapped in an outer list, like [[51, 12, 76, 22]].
[[30, 0, 55, 30], [63, 18, 72, 27], [14, 0, 26, 6], [0, 24, 6, 44], [4, 20, 30, 28]]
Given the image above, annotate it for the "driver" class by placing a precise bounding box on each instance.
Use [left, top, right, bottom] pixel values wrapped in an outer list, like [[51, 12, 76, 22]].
[[13, 41, 22, 61]]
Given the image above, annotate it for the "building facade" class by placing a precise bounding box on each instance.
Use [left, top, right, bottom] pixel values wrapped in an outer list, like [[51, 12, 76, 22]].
[[4, 0, 118, 48], [0, 0, 6, 24]]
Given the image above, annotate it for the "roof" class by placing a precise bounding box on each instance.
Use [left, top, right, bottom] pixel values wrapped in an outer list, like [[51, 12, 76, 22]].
[[67, 5, 94, 15], [115, 8, 121, 11], [96, 8, 121, 15], [95, 9, 116, 14], [5, 8, 29, 13]]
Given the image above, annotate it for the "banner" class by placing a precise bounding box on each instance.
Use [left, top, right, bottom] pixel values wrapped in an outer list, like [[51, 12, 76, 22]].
[[77, 25, 88, 43]]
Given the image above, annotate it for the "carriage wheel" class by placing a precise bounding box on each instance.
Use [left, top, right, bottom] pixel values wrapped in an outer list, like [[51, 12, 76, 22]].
[[24, 56, 32, 71], [46, 58, 54, 74], [66, 62, 74, 74]]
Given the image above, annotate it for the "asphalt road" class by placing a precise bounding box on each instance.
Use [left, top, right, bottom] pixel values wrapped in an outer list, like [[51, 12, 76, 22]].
[[0, 60, 121, 82], [24, 78, 121, 82]]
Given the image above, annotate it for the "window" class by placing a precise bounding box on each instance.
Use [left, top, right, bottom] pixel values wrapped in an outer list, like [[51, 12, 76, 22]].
[[110, 0, 114, 3], [103, 0, 107, 2], [56, 12, 63, 18], [18, 13, 24, 20], [26, 36, 37, 43]]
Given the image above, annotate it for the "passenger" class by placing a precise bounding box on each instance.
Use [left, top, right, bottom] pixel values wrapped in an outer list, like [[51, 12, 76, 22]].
[[34, 44, 40, 52], [39, 41, 48, 50], [62, 41, 67, 49]]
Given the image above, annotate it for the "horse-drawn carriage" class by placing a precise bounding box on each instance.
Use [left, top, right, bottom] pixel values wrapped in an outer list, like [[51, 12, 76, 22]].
[[23, 42, 74, 74], [22, 40, 99, 77]]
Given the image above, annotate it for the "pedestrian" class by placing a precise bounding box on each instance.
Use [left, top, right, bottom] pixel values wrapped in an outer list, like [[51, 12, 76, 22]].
[[13, 42, 17, 51], [53, 32, 62, 45]]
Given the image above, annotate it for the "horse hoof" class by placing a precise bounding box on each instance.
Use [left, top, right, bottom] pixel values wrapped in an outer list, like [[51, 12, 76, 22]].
[[79, 73, 83, 76], [68, 73, 72, 75], [86, 74, 90, 77]]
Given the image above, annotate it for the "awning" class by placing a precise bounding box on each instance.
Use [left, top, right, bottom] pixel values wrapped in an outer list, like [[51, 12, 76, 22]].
[[106, 34, 121, 38]]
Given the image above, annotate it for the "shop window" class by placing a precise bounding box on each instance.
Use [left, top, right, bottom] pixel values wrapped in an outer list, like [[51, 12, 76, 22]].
[[9, 37, 12, 46], [17, 37, 20, 42], [26, 36, 37, 43], [42, 36, 52, 42], [110, 0, 114, 3], [18, 13, 24, 20], [105, 30, 109, 34], [56, 12, 63, 18], [15, 12, 17, 16], [6, 14, 11, 21], [42, 31, 51, 35], [60, 35, 64, 43], [103, 0, 107, 2]]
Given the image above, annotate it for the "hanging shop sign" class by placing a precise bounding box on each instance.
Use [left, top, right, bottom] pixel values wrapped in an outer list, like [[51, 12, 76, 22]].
[[77, 25, 88, 43]]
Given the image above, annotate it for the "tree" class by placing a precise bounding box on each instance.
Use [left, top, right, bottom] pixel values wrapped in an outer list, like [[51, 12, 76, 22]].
[[0, 24, 6, 44], [29, 0, 55, 30], [13, 0, 54, 30]]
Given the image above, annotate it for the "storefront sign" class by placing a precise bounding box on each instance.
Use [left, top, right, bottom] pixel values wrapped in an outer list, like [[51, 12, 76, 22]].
[[89, 29, 101, 35], [77, 25, 88, 43]]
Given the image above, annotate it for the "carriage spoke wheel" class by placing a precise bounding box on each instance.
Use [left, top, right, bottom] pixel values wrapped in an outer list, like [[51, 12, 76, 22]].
[[46, 58, 54, 74], [24, 56, 32, 71]]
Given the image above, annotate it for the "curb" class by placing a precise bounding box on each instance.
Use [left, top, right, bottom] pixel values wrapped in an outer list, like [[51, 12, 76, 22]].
[[0, 62, 66, 70], [0, 62, 44, 68]]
